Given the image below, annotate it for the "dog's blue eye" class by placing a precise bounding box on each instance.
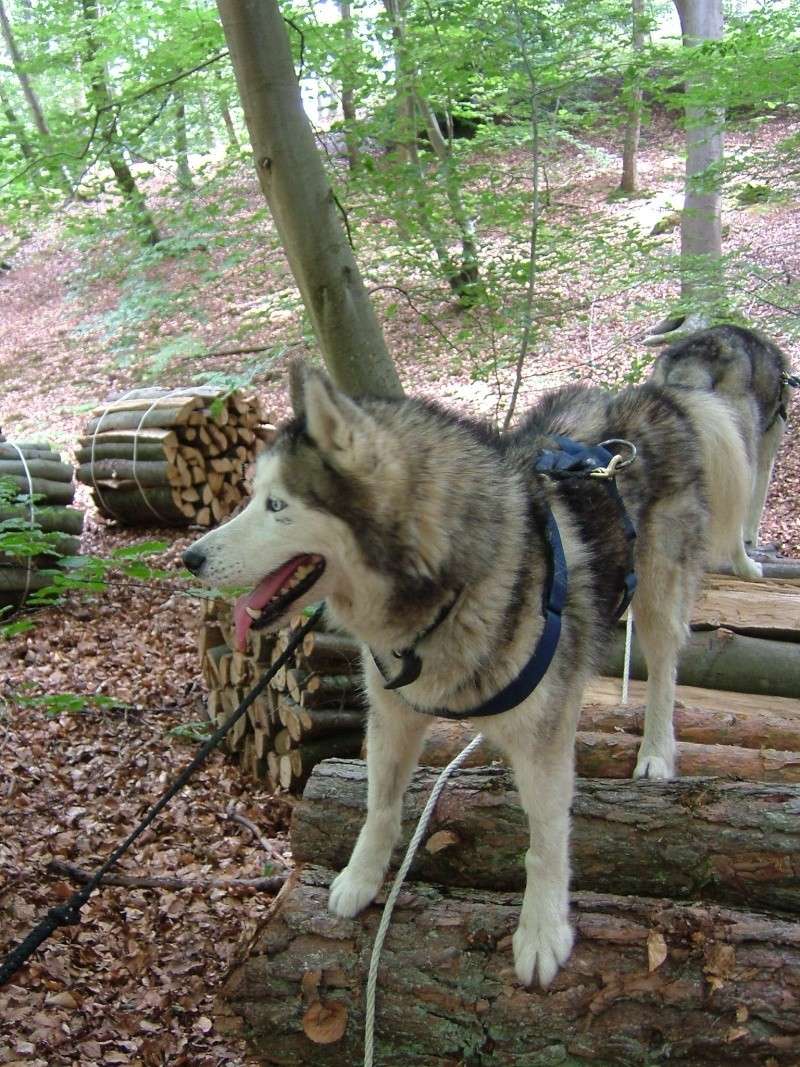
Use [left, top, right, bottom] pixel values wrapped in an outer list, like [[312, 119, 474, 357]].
[[266, 496, 287, 513]]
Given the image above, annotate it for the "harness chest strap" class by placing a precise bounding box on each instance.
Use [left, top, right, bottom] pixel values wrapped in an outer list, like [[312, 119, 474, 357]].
[[373, 435, 638, 720]]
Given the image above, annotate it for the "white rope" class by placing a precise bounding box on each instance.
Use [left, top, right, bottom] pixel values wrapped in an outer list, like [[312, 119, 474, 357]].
[[363, 731, 485, 1067], [89, 387, 185, 525], [621, 609, 634, 706], [2, 443, 36, 617], [131, 389, 186, 524]]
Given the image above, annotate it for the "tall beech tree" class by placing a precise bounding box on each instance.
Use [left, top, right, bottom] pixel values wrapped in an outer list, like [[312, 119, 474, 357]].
[[674, 0, 725, 318], [80, 0, 161, 245], [215, 0, 403, 398]]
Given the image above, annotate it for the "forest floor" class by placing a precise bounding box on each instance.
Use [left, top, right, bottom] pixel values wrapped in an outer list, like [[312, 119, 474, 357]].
[[0, 116, 798, 1066]]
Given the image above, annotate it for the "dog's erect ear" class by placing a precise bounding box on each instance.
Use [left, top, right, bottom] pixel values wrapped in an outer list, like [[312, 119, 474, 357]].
[[288, 358, 308, 418], [302, 367, 373, 458]]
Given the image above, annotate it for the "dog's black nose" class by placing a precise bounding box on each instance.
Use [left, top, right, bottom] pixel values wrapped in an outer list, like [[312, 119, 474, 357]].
[[182, 546, 206, 575]]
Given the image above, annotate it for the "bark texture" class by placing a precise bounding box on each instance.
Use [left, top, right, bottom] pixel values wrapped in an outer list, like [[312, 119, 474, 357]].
[[216, 865, 800, 1066], [216, 0, 402, 399], [292, 760, 800, 913]]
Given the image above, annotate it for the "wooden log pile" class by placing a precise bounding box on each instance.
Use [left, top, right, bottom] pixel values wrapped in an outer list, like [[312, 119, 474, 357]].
[[200, 599, 365, 792], [210, 573, 800, 1063], [77, 386, 274, 526], [0, 440, 84, 610]]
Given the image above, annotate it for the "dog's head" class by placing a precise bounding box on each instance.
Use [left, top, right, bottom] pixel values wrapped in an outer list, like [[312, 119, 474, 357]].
[[182, 362, 401, 650]]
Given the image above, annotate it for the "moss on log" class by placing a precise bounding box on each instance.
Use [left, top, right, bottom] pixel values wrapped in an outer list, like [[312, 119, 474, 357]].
[[216, 865, 800, 1066]]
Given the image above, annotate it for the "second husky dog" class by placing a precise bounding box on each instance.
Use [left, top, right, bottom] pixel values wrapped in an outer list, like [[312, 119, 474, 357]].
[[650, 324, 792, 551], [183, 361, 761, 988]]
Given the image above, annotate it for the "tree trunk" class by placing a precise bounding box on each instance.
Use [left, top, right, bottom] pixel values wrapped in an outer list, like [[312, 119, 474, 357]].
[[673, 0, 724, 313], [337, 0, 360, 172], [382, 0, 480, 302], [215, 0, 402, 400], [619, 0, 645, 193], [80, 0, 161, 245], [293, 760, 800, 913], [0, 81, 34, 160], [174, 87, 193, 191], [216, 865, 800, 1066], [0, 0, 50, 139]]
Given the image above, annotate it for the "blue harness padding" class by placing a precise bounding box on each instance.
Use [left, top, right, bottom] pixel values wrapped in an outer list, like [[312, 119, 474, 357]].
[[374, 434, 637, 720]]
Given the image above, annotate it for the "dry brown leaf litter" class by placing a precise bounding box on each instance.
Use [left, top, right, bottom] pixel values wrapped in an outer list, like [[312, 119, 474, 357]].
[[0, 118, 798, 1065]]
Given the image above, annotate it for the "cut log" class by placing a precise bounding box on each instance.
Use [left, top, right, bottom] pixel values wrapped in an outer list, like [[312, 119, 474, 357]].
[[74, 442, 175, 464], [93, 486, 186, 526], [299, 631, 361, 673], [585, 675, 800, 719], [0, 505, 84, 534], [692, 574, 800, 640], [76, 459, 182, 488], [0, 459, 73, 482], [77, 428, 178, 450], [293, 760, 800, 913], [84, 402, 199, 435], [299, 674, 362, 710], [0, 567, 60, 594], [417, 721, 800, 782], [0, 475, 74, 504], [603, 627, 800, 698], [216, 865, 800, 1066], [579, 699, 800, 751]]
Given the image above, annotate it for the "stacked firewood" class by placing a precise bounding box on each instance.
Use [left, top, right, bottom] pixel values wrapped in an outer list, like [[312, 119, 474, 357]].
[[0, 440, 84, 610], [200, 600, 365, 793], [77, 386, 273, 526]]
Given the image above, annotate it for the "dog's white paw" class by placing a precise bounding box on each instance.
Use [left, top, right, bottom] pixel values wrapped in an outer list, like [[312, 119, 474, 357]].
[[733, 553, 763, 581], [634, 750, 675, 780], [513, 918, 574, 988], [329, 865, 382, 918]]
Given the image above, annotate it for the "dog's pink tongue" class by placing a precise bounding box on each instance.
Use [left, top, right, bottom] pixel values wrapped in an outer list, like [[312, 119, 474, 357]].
[[233, 556, 307, 651]]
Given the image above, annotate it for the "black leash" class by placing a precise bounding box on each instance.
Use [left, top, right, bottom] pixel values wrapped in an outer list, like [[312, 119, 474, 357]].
[[0, 603, 325, 990]]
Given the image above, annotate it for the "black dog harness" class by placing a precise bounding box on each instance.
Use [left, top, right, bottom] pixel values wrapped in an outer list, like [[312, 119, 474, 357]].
[[373, 436, 637, 721]]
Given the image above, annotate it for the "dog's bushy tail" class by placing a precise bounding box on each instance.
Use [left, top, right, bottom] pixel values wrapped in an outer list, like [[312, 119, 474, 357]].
[[679, 391, 754, 566]]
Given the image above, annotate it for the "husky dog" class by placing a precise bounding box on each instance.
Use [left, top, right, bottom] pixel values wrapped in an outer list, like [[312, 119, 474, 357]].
[[183, 361, 762, 988], [650, 324, 793, 551]]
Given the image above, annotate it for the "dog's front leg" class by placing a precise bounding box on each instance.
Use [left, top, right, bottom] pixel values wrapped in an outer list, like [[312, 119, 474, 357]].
[[329, 675, 431, 918], [484, 707, 577, 988]]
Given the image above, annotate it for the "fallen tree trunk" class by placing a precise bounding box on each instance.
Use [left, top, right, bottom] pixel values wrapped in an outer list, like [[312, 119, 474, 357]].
[[602, 627, 800, 698], [415, 723, 800, 782], [216, 865, 800, 1066], [292, 760, 800, 913]]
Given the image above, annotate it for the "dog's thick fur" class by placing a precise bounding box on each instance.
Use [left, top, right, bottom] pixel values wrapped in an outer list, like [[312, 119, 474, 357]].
[[185, 360, 764, 988], [650, 324, 791, 549]]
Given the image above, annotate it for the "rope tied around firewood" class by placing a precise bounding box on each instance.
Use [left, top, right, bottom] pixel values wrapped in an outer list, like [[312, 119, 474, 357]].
[[89, 386, 186, 525], [1, 441, 35, 615]]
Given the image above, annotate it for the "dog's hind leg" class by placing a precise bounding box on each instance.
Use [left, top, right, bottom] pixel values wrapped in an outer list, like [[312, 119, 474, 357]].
[[329, 673, 431, 918], [745, 416, 785, 549], [631, 554, 698, 780], [482, 694, 579, 988]]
